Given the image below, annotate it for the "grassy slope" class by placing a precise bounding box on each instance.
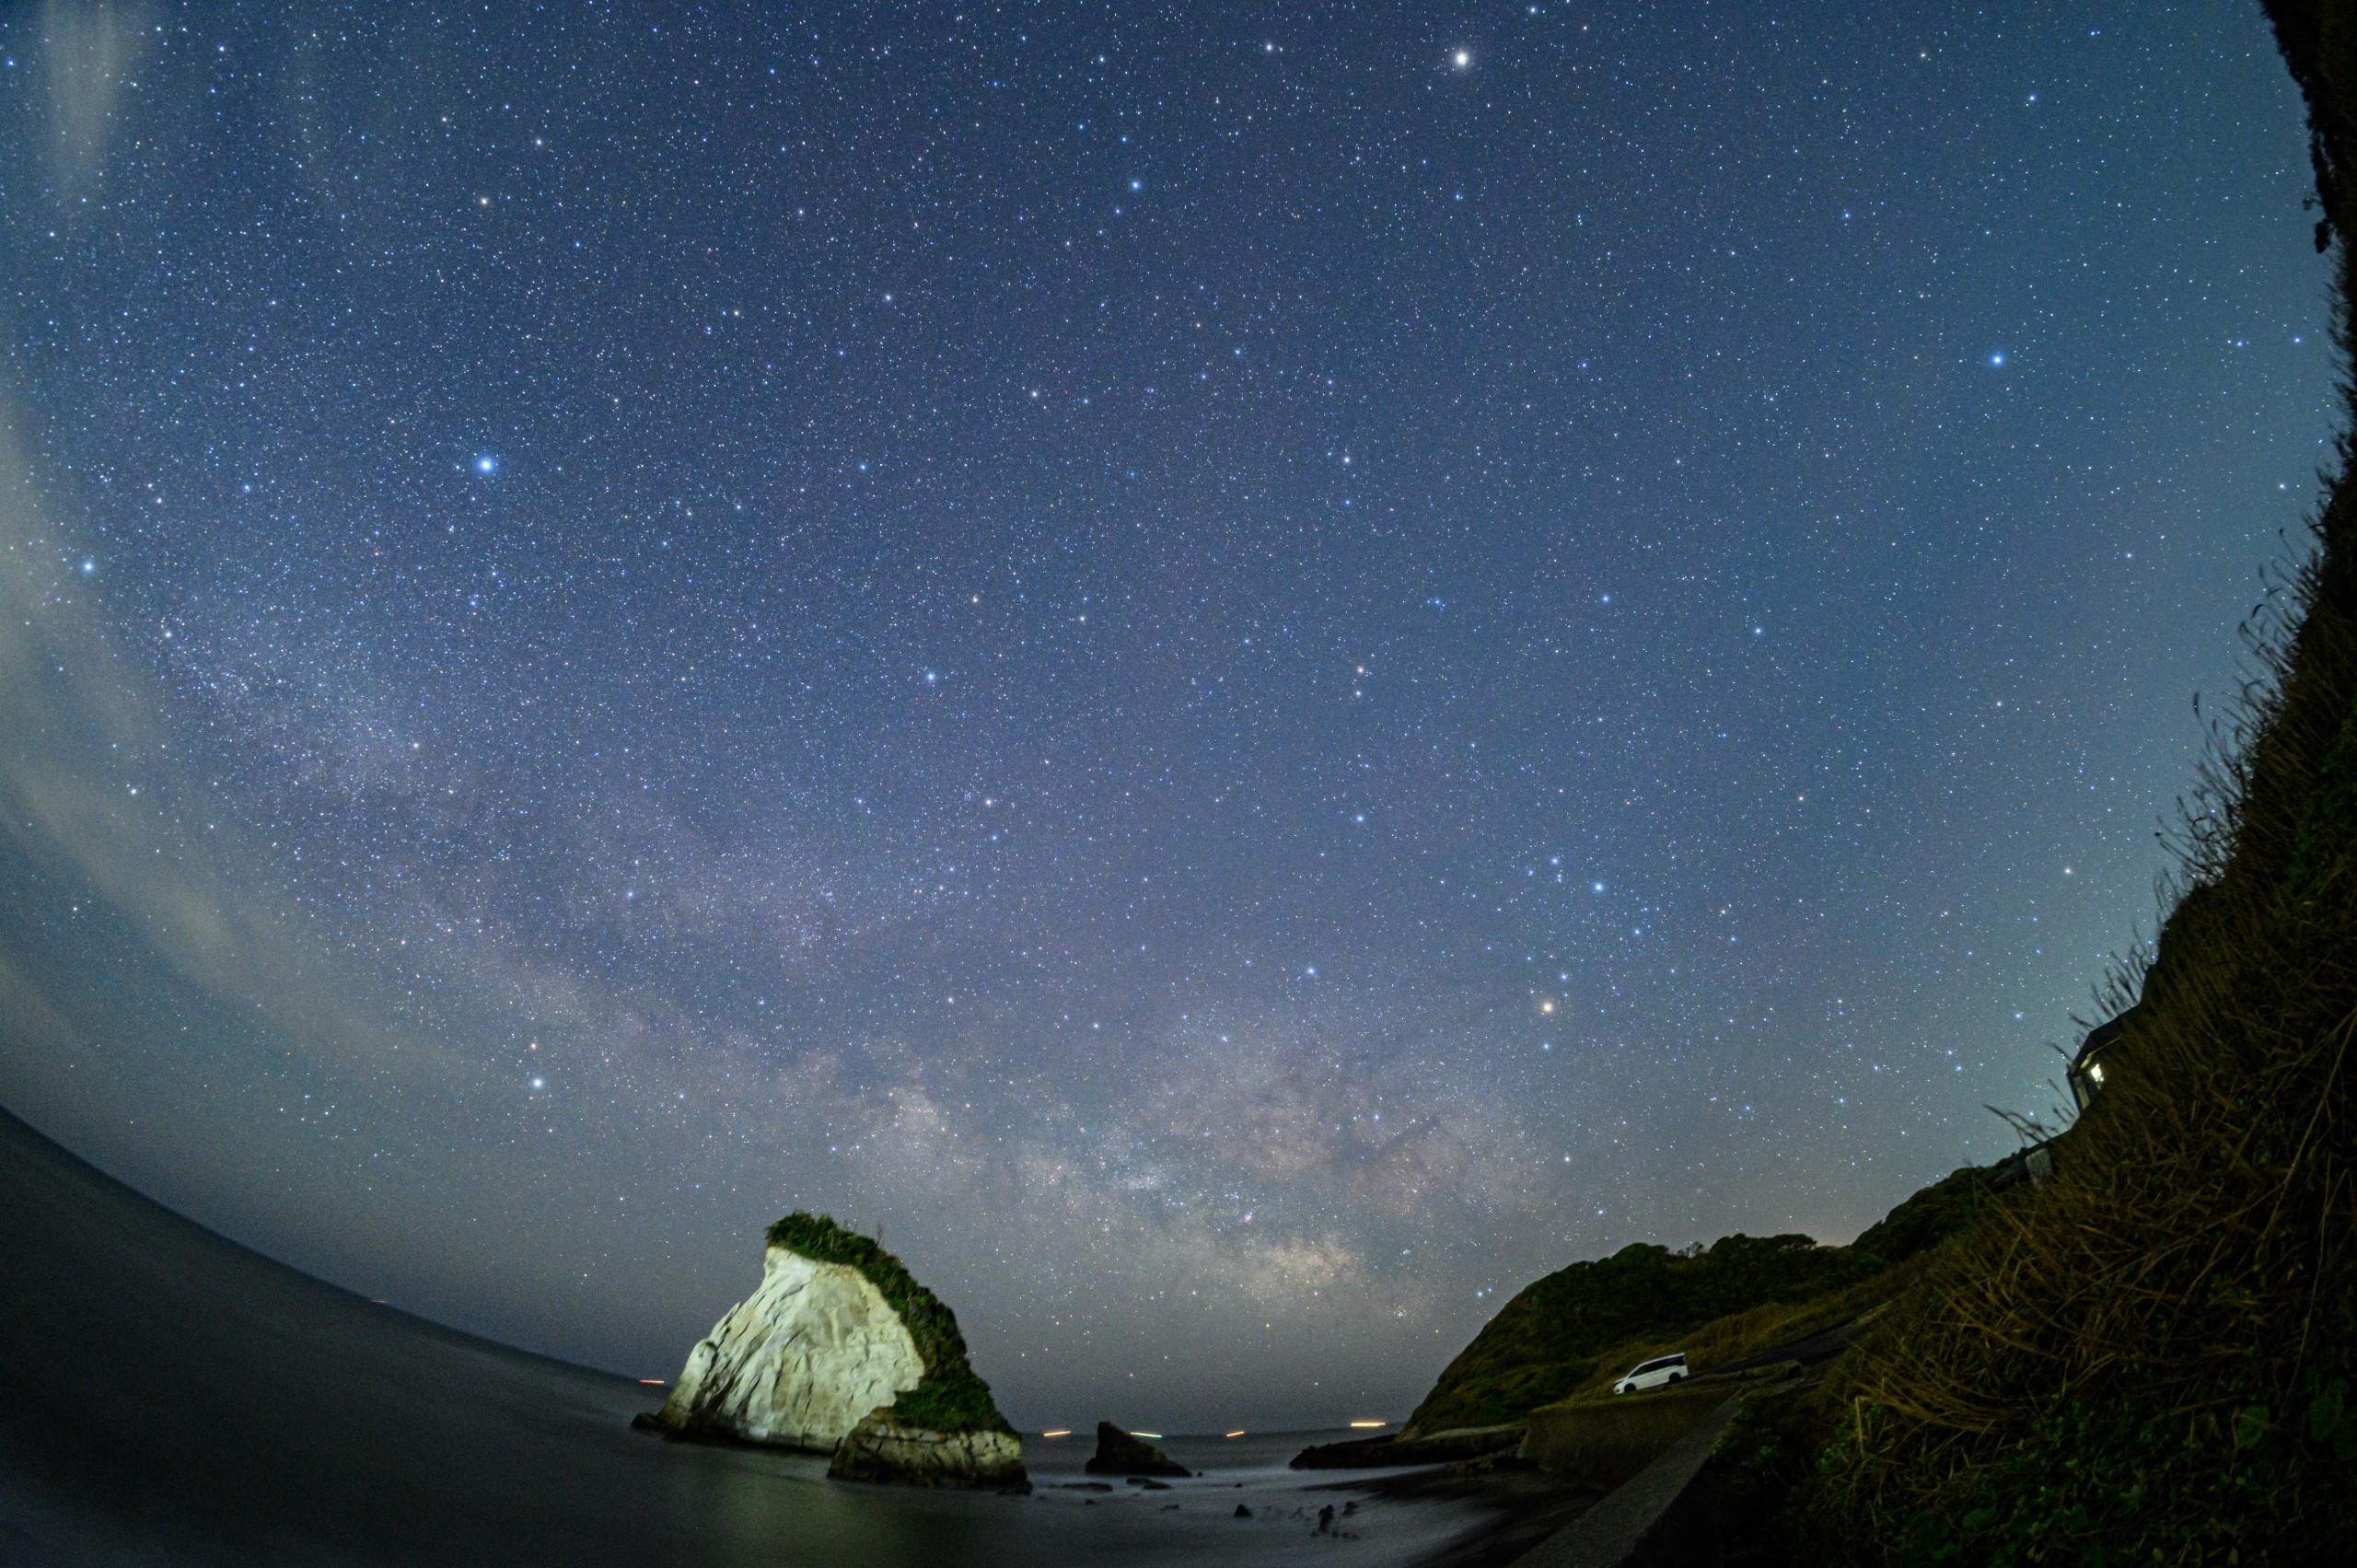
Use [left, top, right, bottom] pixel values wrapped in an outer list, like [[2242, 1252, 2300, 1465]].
[[1789, 7, 2357, 1559], [766, 1212, 1016, 1436], [1403, 1167, 1995, 1434]]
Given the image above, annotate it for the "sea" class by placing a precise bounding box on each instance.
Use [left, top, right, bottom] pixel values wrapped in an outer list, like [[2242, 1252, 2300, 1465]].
[[0, 1107, 1518, 1566]]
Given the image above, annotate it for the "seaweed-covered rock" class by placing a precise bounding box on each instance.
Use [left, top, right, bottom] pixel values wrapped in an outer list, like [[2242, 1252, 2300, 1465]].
[[636, 1212, 1023, 1488], [1290, 1423, 1525, 1469], [1084, 1421, 1189, 1477], [829, 1410, 1028, 1489]]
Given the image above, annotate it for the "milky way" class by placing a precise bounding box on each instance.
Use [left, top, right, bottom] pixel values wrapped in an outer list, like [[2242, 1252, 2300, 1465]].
[[0, 2, 2335, 1431]]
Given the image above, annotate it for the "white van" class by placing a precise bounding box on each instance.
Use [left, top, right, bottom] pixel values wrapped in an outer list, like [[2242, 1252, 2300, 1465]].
[[1611, 1353, 1689, 1394]]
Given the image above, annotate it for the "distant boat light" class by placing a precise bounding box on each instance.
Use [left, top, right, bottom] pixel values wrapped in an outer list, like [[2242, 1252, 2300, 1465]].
[[1040, 1430, 1072, 1438], [1349, 1420, 1388, 1429], [639, 1378, 665, 1386], [1225, 1430, 1246, 1438], [1130, 1431, 1163, 1439]]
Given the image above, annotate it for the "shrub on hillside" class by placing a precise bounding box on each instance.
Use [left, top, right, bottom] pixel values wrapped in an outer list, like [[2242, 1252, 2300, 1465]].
[[1405, 1233, 1886, 1434]]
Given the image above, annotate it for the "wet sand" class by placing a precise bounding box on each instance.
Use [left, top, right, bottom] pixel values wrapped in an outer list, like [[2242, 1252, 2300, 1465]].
[[0, 1105, 1584, 1565]]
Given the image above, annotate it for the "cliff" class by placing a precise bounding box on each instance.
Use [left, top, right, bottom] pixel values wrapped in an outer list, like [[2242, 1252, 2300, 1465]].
[[638, 1213, 1023, 1489], [1786, 9, 2357, 1559]]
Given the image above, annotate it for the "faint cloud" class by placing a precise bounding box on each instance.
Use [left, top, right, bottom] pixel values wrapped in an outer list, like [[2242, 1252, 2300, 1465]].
[[40, 1, 153, 195], [0, 392, 456, 1096]]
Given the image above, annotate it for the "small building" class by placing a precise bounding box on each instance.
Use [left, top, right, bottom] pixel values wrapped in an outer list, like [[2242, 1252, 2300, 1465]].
[[2069, 1005, 2139, 1111]]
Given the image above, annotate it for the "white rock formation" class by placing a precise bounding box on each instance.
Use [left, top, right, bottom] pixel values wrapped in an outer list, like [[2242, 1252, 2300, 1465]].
[[653, 1244, 924, 1451]]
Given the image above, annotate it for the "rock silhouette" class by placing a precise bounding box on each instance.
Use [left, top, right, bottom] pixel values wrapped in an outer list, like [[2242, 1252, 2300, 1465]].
[[1083, 1422, 1189, 1477]]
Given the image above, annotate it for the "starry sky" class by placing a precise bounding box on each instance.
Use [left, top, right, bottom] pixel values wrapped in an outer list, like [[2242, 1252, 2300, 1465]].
[[0, 1, 2336, 1433]]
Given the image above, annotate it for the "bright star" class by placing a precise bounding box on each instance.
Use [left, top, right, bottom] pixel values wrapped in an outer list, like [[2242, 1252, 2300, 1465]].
[[1989, 353, 2005, 366], [1452, 49, 1470, 68], [475, 455, 497, 474]]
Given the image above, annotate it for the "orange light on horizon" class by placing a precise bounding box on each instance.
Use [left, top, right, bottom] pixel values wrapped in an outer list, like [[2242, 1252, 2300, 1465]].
[[1349, 1420, 1388, 1429], [1225, 1430, 1247, 1438], [1040, 1430, 1072, 1438], [639, 1378, 666, 1386]]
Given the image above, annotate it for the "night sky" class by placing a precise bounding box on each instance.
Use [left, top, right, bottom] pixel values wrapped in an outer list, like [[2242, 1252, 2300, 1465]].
[[0, 2, 2335, 1433]]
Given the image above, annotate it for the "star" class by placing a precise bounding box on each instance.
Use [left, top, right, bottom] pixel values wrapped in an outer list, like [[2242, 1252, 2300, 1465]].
[[0, 0, 2314, 1448]]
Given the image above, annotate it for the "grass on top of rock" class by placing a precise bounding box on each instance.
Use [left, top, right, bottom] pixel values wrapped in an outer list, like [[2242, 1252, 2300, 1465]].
[[766, 1212, 1014, 1436], [1403, 1170, 1993, 1435]]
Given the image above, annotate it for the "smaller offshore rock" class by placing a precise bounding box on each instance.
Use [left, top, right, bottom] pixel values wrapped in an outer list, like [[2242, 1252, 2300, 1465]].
[[1085, 1421, 1190, 1477], [829, 1409, 1028, 1490]]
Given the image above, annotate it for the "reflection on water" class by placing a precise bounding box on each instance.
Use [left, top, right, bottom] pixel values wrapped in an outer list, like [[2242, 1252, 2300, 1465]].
[[0, 1107, 1502, 1566]]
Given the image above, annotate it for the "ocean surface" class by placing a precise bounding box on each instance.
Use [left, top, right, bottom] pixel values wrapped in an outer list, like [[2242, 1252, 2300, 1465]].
[[0, 1106, 1513, 1565]]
